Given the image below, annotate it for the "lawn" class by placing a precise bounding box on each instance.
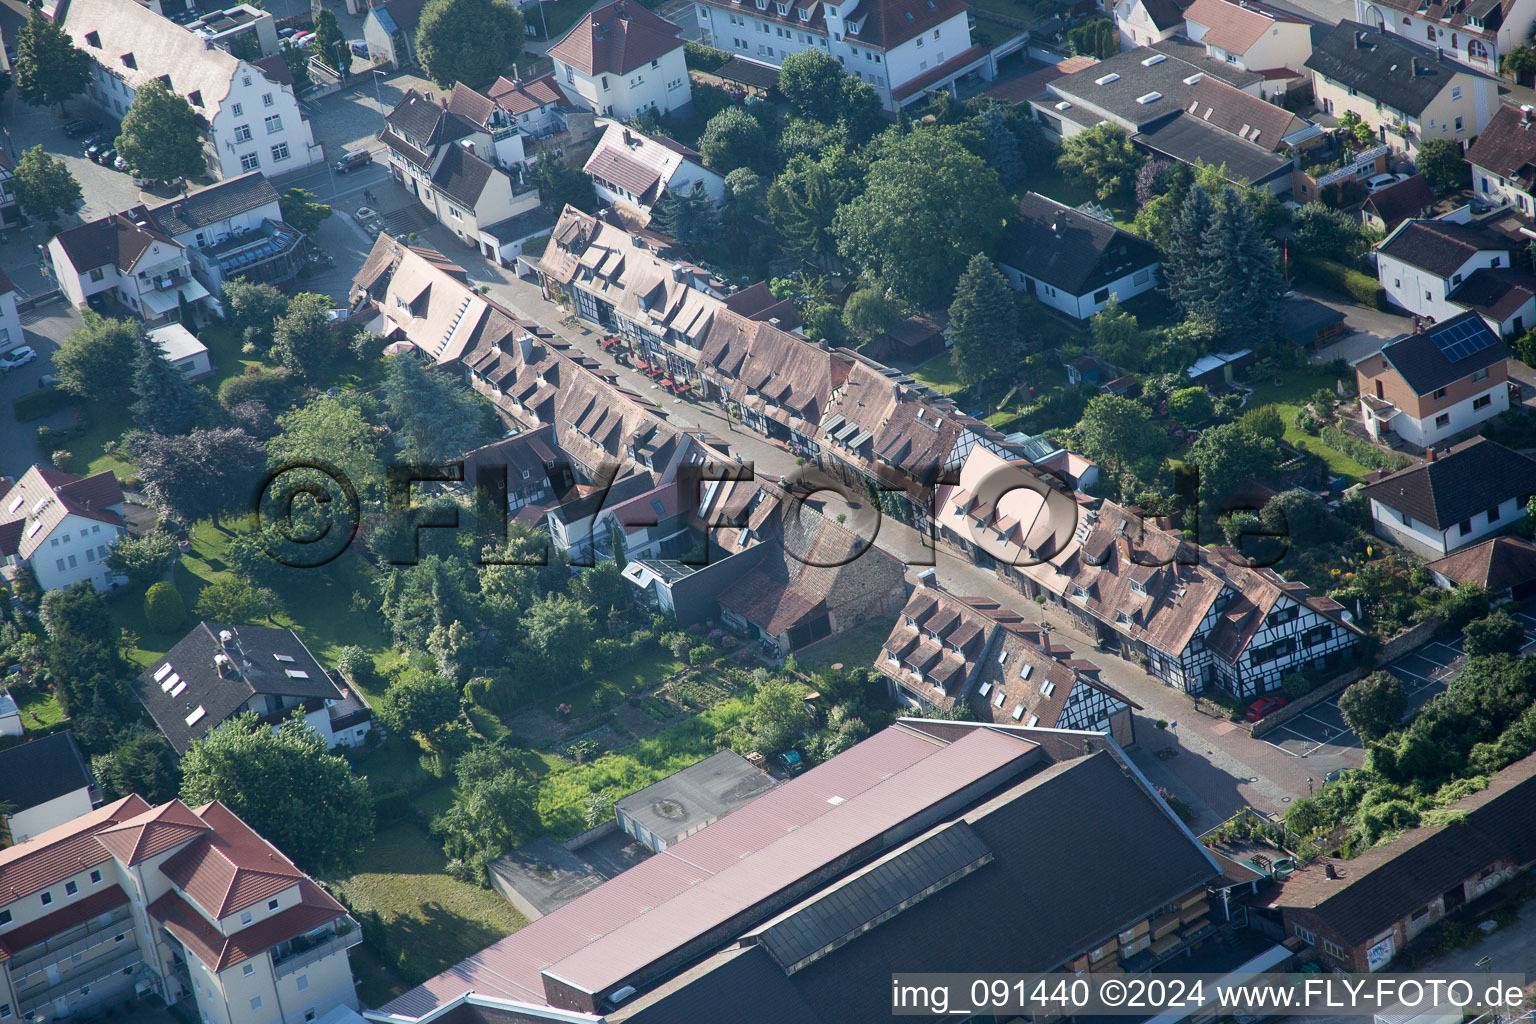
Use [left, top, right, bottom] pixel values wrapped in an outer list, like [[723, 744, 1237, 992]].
[[74, 404, 138, 479], [537, 650, 685, 719], [1245, 366, 1372, 481], [797, 619, 892, 673], [907, 352, 966, 396], [15, 687, 66, 729], [325, 823, 530, 1005], [1027, 163, 1138, 233]]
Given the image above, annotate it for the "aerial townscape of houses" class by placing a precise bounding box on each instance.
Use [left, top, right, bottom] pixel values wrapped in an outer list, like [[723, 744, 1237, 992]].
[[9, 0, 1536, 1016]]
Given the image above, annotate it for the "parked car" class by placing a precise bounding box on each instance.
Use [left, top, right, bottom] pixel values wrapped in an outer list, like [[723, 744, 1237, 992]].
[[84, 137, 108, 158], [278, 25, 296, 37], [1365, 172, 1409, 194], [1245, 696, 1289, 722], [63, 119, 98, 137], [292, 31, 314, 47], [0, 346, 38, 372], [349, 39, 368, 57], [113, 155, 131, 171], [334, 149, 372, 173]]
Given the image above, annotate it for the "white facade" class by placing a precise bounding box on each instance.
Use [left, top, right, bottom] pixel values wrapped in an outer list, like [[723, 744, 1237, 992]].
[[554, 46, 692, 120], [6, 788, 95, 844], [1362, 384, 1508, 447], [1474, 160, 1536, 216], [1355, 0, 1521, 70], [47, 228, 214, 327], [148, 324, 214, 379], [1376, 246, 1509, 323], [695, 0, 978, 110], [584, 122, 726, 214], [1369, 494, 1523, 557], [24, 512, 127, 592], [1115, 0, 1183, 48], [996, 262, 1159, 319], [1183, 10, 1311, 74], [0, 284, 23, 354]]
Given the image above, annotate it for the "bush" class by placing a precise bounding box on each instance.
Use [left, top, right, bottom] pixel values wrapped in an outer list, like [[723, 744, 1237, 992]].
[[1295, 254, 1387, 310], [336, 645, 378, 689], [1281, 672, 1316, 701], [217, 365, 293, 410], [1293, 408, 1322, 434], [144, 581, 186, 633], [683, 40, 731, 72], [1319, 425, 1412, 471], [372, 788, 412, 824], [12, 386, 75, 422]]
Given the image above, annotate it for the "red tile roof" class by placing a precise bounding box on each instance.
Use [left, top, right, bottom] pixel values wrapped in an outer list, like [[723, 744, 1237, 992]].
[[844, 0, 971, 51], [95, 799, 212, 865], [0, 796, 149, 904], [487, 73, 572, 116], [159, 802, 309, 919], [150, 880, 346, 972], [1183, 0, 1306, 54], [892, 44, 990, 101], [0, 885, 131, 961], [547, 0, 683, 77]]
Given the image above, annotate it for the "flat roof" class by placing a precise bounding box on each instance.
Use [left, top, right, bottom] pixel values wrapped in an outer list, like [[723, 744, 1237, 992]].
[[615, 749, 778, 848], [148, 322, 209, 362]]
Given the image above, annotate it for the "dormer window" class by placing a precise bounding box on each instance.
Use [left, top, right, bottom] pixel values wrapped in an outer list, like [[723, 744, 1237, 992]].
[[756, 0, 768, 10], [85, 30, 100, 46], [1131, 579, 1146, 594], [777, 1, 788, 13], [122, 52, 137, 68], [800, 6, 811, 18]]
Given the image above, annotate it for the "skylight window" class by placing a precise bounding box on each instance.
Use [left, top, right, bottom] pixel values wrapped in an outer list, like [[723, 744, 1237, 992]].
[[1019, 663, 1032, 680], [1041, 680, 1056, 697], [1095, 72, 1120, 85], [993, 690, 1006, 708], [273, 653, 295, 662], [284, 669, 310, 679], [160, 673, 179, 693], [6, 495, 23, 513], [154, 662, 174, 682], [186, 706, 206, 727], [1026, 714, 1040, 727]]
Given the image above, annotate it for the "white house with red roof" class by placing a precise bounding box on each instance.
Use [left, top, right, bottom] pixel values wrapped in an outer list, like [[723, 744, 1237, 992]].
[[0, 796, 360, 1024], [1181, 0, 1313, 93], [547, 0, 693, 120], [693, 0, 988, 110], [46, 214, 215, 326], [582, 121, 725, 214], [0, 466, 129, 593]]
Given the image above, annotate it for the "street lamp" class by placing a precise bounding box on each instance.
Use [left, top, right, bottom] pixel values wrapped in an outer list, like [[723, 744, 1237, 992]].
[[372, 68, 388, 122]]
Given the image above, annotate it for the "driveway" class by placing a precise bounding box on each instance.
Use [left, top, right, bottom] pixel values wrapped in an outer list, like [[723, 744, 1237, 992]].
[[0, 302, 83, 479], [1297, 281, 1414, 367]]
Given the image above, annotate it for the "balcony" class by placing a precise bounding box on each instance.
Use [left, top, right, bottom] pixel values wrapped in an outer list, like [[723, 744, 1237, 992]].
[[16, 948, 144, 1017], [151, 270, 192, 292], [8, 908, 135, 981], [270, 919, 362, 978]]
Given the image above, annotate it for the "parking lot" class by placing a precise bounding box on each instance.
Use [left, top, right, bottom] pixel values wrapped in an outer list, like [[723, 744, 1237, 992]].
[[1261, 607, 1536, 769]]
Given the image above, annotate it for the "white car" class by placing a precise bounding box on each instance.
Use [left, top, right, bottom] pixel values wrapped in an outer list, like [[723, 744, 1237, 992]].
[[0, 346, 37, 372], [1365, 172, 1409, 194]]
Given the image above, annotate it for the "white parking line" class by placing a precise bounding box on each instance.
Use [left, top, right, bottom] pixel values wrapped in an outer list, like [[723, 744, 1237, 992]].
[[1392, 666, 1433, 682]]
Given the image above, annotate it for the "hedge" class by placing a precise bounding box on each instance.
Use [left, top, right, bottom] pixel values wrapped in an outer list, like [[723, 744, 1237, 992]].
[[144, 581, 186, 634], [1320, 424, 1412, 472], [13, 386, 75, 423], [683, 41, 731, 72], [1295, 254, 1387, 311]]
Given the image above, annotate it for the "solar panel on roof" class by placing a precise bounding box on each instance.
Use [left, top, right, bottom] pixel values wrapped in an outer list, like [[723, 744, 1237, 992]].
[[1431, 317, 1496, 363]]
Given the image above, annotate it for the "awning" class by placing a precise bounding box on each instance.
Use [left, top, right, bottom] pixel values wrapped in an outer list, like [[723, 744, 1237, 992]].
[[141, 279, 212, 316]]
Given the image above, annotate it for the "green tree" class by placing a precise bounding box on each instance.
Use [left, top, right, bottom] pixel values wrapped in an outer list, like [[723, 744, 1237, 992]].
[[144, 581, 186, 633], [116, 79, 205, 183], [222, 279, 290, 353], [699, 106, 770, 173], [381, 353, 497, 463], [53, 312, 139, 403], [1260, 488, 1333, 547], [309, 8, 348, 74], [841, 284, 904, 342], [768, 151, 858, 270], [98, 727, 182, 802], [415, 0, 525, 89], [272, 293, 339, 381], [1503, 45, 1536, 84], [1175, 186, 1282, 338], [719, 167, 762, 248], [1075, 393, 1170, 495], [1185, 420, 1280, 517], [281, 44, 312, 89], [1417, 138, 1471, 193], [13, 145, 82, 225], [976, 103, 1025, 189], [1056, 123, 1142, 202], [523, 592, 594, 676], [1464, 608, 1526, 658], [434, 747, 538, 871], [648, 181, 717, 249], [834, 124, 1009, 307], [134, 427, 266, 528], [267, 396, 384, 498], [40, 584, 135, 735], [948, 254, 1020, 392], [377, 669, 461, 738], [1290, 202, 1365, 261], [836, 77, 884, 145], [776, 49, 844, 123], [1238, 403, 1285, 441], [744, 681, 810, 757], [131, 330, 199, 434], [181, 712, 374, 872], [533, 150, 598, 214], [14, 6, 90, 112], [1167, 386, 1214, 425], [1162, 184, 1215, 313], [1088, 297, 1149, 371], [194, 574, 268, 624], [106, 532, 179, 589], [1338, 671, 1405, 742], [279, 188, 333, 235]]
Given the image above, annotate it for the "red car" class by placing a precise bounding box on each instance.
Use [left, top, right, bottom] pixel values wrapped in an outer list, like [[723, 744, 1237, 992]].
[[1245, 696, 1289, 722]]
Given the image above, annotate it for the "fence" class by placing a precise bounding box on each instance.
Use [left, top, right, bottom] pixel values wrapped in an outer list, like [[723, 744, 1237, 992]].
[[1250, 616, 1443, 739]]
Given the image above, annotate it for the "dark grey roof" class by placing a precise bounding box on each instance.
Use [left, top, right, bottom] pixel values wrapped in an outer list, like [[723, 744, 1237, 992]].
[[1147, 37, 1262, 87], [1378, 219, 1505, 278], [1279, 296, 1345, 344], [1378, 310, 1510, 394], [0, 731, 94, 812], [1305, 21, 1492, 117], [614, 750, 778, 849], [431, 144, 498, 209], [1134, 114, 1292, 186], [999, 193, 1161, 297], [386, 90, 479, 152], [483, 207, 559, 244], [1140, 0, 1188, 31], [614, 946, 821, 1024], [1362, 437, 1536, 530], [134, 622, 343, 754], [149, 173, 280, 236], [1042, 46, 1209, 131]]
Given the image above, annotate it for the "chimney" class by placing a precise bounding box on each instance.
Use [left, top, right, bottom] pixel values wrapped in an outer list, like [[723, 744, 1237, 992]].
[[1411, 56, 1420, 75], [622, 127, 633, 145], [1052, 210, 1066, 233], [1437, 45, 1445, 62], [1325, 863, 1338, 879], [1523, 104, 1534, 126], [1426, 446, 1436, 462], [917, 568, 937, 588], [1354, 29, 1365, 47]]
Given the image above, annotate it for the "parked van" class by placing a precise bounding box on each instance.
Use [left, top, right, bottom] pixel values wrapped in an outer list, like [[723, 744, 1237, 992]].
[[334, 150, 372, 173]]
